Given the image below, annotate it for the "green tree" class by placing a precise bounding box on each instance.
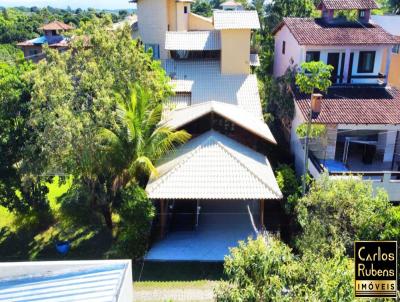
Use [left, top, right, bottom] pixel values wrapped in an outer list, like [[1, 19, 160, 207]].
[[386, 0, 400, 14], [191, 0, 213, 17], [276, 164, 300, 198], [295, 61, 333, 94], [115, 186, 155, 259], [0, 48, 51, 218], [215, 236, 300, 302], [100, 86, 190, 192], [294, 175, 392, 256], [27, 18, 178, 229], [215, 236, 354, 302]]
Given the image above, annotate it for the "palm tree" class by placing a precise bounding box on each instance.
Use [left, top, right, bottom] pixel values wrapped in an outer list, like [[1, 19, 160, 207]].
[[97, 85, 190, 228]]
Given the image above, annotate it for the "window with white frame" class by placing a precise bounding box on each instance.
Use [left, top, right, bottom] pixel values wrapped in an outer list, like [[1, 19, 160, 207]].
[[357, 51, 375, 73]]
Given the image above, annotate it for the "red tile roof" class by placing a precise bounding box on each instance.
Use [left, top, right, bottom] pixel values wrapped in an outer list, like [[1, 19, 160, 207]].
[[294, 87, 400, 124], [317, 0, 379, 10], [39, 21, 74, 31], [273, 17, 396, 45]]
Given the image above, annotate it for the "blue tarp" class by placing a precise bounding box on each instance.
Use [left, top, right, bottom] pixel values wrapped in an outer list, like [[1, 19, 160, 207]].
[[30, 35, 65, 45], [323, 159, 349, 173]]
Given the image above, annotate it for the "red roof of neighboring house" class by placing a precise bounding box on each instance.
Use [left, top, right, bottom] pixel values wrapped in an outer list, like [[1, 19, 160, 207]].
[[39, 21, 74, 31], [294, 87, 400, 125], [273, 17, 396, 45], [317, 0, 379, 10]]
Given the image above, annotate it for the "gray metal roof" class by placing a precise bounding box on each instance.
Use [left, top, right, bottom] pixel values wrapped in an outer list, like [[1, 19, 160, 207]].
[[165, 31, 221, 50], [164, 59, 263, 119], [371, 15, 400, 36], [213, 10, 260, 30], [0, 260, 132, 302], [146, 130, 282, 200]]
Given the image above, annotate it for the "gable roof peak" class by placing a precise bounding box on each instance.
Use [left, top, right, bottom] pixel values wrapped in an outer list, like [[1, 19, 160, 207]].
[[317, 0, 379, 10]]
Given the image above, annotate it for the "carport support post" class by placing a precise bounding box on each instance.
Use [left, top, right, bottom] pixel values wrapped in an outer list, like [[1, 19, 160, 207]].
[[160, 199, 167, 239], [259, 199, 265, 229]]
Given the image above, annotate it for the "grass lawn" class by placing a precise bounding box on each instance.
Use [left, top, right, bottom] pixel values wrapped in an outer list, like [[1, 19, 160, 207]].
[[133, 280, 218, 302], [0, 176, 114, 261]]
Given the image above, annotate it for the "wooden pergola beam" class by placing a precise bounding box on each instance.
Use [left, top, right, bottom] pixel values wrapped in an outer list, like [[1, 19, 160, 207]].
[[159, 199, 167, 239], [259, 199, 265, 229]]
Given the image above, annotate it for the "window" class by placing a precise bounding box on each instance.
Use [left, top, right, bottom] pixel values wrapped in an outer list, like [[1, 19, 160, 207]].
[[28, 49, 39, 56], [359, 10, 365, 18], [305, 51, 320, 62], [357, 51, 375, 73], [184, 6, 188, 14], [145, 44, 160, 59], [392, 44, 400, 54], [52, 30, 57, 36], [282, 41, 286, 55]]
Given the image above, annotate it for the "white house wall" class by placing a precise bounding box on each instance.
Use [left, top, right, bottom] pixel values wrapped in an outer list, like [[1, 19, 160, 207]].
[[273, 25, 389, 84], [273, 25, 302, 77], [137, 0, 169, 59]]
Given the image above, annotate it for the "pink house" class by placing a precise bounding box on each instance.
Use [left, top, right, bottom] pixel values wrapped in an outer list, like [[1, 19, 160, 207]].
[[273, 0, 400, 202]]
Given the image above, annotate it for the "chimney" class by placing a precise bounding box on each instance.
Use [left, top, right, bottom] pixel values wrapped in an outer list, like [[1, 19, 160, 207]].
[[319, 3, 334, 22], [358, 9, 371, 23]]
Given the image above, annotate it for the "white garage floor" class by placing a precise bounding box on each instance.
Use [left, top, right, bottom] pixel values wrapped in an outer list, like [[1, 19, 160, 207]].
[[145, 212, 257, 261]]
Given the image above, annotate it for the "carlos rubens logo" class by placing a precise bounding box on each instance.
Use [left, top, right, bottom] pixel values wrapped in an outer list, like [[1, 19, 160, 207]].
[[355, 241, 398, 298]]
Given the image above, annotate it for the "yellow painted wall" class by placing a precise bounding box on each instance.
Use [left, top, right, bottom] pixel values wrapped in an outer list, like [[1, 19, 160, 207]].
[[188, 13, 214, 30], [176, 2, 190, 31], [168, 0, 177, 31], [137, 0, 169, 59], [381, 48, 400, 88], [221, 29, 251, 75]]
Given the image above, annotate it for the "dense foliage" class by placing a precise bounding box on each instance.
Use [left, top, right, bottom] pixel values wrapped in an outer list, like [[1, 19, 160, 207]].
[[295, 61, 333, 94], [0, 47, 52, 218], [294, 175, 395, 256], [218, 177, 399, 301], [0, 7, 128, 45], [215, 236, 354, 302], [27, 18, 188, 229], [115, 186, 155, 259]]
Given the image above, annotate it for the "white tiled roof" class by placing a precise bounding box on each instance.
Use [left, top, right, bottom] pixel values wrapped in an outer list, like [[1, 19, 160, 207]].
[[146, 130, 282, 200], [250, 53, 260, 66], [165, 31, 221, 50], [162, 101, 276, 144], [164, 59, 263, 119], [0, 260, 132, 302], [213, 10, 260, 30]]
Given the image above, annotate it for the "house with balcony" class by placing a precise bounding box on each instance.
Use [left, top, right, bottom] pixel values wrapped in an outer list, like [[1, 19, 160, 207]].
[[17, 21, 73, 62], [133, 0, 282, 261], [273, 0, 400, 202]]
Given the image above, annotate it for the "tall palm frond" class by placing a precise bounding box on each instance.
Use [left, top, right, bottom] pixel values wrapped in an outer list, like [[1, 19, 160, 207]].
[[100, 85, 191, 191]]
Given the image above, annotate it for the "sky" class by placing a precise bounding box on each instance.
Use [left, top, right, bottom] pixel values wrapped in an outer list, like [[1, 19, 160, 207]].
[[0, 0, 135, 10]]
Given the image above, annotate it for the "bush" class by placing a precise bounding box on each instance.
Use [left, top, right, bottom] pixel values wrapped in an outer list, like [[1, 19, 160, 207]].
[[115, 186, 155, 259], [215, 236, 299, 302], [58, 182, 102, 226], [275, 164, 300, 198], [215, 236, 354, 302], [294, 174, 391, 256]]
